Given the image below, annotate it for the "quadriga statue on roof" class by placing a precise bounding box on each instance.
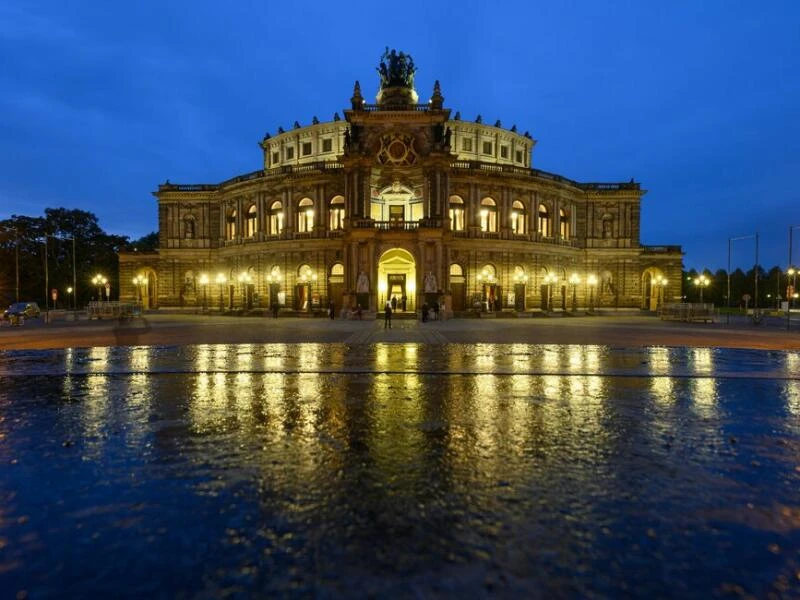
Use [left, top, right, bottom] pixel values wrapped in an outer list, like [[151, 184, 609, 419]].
[[376, 47, 416, 89]]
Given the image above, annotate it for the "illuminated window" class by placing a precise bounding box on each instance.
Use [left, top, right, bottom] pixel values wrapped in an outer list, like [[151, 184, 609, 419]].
[[302, 142, 312, 156], [225, 209, 237, 240], [449, 195, 465, 231], [322, 138, 333, 153], [560, 208, 570, 240], [285, 146, 294, 160], [538, 204, 551, 237], [510, 200, 526, 235], [269, 201, 283, 235], [480, 197, 497, 233], [329, 195, 345, 230], [245, 204, 257, 237], [462, 138, 472, 152], [297, 198, 314, 233], [482, 141, 493, 155], [500, 145, 509, 159]]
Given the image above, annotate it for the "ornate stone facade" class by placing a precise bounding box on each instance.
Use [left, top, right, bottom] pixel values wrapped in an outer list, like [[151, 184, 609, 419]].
[[119, 51, 682, 315]]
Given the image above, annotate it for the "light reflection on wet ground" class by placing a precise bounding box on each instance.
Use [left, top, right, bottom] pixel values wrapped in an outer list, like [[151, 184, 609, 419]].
[[0, 344, 799, 598]]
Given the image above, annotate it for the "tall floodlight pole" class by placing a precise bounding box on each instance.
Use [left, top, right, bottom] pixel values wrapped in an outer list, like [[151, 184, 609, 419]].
[[728, 234, 758, 325], [44, 236, 49, 312]]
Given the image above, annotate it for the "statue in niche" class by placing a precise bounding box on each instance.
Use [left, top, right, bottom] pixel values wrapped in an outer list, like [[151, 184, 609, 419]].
[[357, 271, 369, 293], [602, 218, 613, 239], [424, 272, 437, 293]]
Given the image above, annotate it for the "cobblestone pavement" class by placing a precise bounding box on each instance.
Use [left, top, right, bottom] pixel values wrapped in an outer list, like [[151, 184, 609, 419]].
[[1, 312, 799, 350]]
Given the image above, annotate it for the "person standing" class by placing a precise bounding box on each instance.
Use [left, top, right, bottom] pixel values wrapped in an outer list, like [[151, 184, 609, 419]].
[[384, 300, 392, 329], [328, 300, 335, 320], [272, 303, 279, 319]]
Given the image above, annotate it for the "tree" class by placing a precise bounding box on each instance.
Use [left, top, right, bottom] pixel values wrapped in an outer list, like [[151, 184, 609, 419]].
[[0, 209, 130, 308], [127, 232, 159, 252]]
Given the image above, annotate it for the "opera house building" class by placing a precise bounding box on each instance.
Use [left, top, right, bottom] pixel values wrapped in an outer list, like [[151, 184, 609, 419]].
[[119, 50, 682, 316]]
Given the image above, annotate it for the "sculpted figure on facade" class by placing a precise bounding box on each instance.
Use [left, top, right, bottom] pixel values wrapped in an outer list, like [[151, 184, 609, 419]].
[[424, 272, 437, 293], [357, 271, 369, 293], [377, 47, 416, 89]]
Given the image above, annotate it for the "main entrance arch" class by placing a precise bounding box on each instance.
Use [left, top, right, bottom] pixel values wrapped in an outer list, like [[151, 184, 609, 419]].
[[378, 248, 416, 312]]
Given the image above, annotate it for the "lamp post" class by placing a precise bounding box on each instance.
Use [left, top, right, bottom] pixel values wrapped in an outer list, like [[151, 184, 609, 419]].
[[237, 272, 252, 309], [132, 274, 146, 306], [199, 273, 209, 312], [215, 273, 226, 311], [587, 274, 598, 313], [694, 274, 710, 304], [513, 270, 528, 311], [298, 267, 317, 312], [569, 273, 580, 312], [543, 273, 557, 311], [67, 286, 73, 310], [92, 274, 107, 302], [653, 274, 668, 311]]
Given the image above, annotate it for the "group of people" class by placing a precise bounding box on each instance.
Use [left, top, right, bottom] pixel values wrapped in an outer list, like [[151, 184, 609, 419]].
[[420, 301, 440, 322]]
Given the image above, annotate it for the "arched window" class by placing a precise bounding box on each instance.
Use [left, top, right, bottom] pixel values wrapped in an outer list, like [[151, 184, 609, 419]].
[[269, 201, 283, 235], [330, 263, 344, 276], [245, 204, 257, 238], [510, 200, 526, 235], [480, 197, 497, 233], [559, 208, 570, 240], [329, 195, 345, 230], [225, 209, 237, 240], [449, 195, 465, 231], [297, 198, 314, 233], [449, 263, 465, 282], [538, 204, 551, 237]]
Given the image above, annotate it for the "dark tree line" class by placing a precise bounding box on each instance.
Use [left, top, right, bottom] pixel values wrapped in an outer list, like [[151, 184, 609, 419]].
[[0, 208, 156, 308], [683, 266, 790, 309]]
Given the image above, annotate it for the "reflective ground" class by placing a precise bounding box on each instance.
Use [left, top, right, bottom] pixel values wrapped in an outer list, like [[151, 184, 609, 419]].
[[1, 344, 799, 598]]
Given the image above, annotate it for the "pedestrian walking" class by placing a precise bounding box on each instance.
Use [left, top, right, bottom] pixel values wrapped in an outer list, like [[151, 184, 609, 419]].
[[328, 300, 335, 320], [384, 300, 392, 328], [272, 303, 279, 318], [421, 301, 428, 322]]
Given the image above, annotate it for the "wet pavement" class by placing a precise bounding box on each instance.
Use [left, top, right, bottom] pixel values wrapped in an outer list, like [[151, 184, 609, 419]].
[[1, 343, 799, 598]]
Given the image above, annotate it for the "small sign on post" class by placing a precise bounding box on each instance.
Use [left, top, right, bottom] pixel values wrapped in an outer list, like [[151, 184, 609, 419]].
[[51, 288, 58, 302], [105, 283, 111, 300]]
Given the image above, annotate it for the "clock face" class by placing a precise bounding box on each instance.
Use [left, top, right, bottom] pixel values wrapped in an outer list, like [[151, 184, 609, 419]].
[[377, 133, 417, 165]]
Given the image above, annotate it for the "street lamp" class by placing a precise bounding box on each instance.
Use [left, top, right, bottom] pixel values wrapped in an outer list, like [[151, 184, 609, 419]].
[[237, 272, 252, 309], [477, 268, 496, 311], [569, 273, 580, 312], [653, 274, 668, 311], [198, 273, 209, 311], [67, 286, 73, 310], [543, 273, 558, 311], [693, 274, 710, 304], [513, 270, 528, 311], [298, 267, 317, 312], [132, 274, 146, 305], [215, 273, 227, 311], [92, 274, 107, 301], [587, 274, 598, 313]]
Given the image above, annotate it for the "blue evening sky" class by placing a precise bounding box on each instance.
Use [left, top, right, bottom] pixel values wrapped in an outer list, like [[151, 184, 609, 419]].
[[1, 1, 798, 271]]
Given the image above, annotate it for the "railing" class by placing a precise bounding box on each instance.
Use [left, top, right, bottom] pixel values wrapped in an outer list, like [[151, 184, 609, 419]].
[[374, 221, 419, 231], [359, 104, 431, 112], [642, 245, 682, 254], [87, 301, 138, 320], [450, 161, 641, 190], [659, 303, 716, 322]]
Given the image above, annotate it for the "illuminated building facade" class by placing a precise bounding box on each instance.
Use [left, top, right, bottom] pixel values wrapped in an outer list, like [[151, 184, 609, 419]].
[[119, 50, 682, 315]]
